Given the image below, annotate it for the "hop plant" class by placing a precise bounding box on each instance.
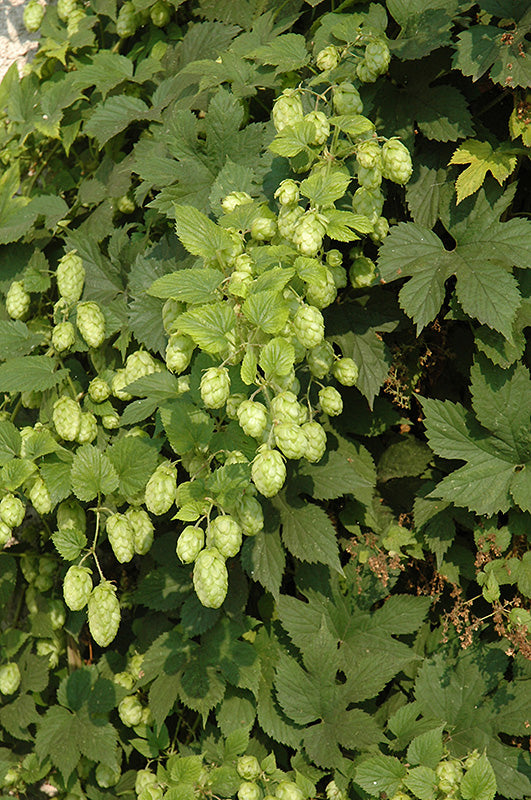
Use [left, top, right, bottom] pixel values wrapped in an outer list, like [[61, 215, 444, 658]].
[[251, 447, 286, 497], [272, 89, 304, 132], [364, 40, 391, 76], [193, 547, 228, 608], [301, 421, 327, 462], [6, 281, 30, 320], [23, 0, 44, 32], [307, 341, 335, 379], [351, 187, 384, 224], [319, 386, 343, 416], [57, 0, 77, 21], [350, 255, 376, 288], [0, 521, 12, 548], [116, 1, 138, 37], [251, 214, 277, 241], [208, 515, 242, 558], [333, 357, 359, 386], [165, 333, 194, 373], [76, 301, 105, 348], [52, 321, 76, 353], [382, 139, 413, 184], [144, 463, 177, 515], [57, 498, 86, 533], [221, 191, 253, 213], [53, 396, 82, 441], [356, 60, 379, 84], [0, 663, 21, 695], [238, 783, 261, 800], [305, 111, 330, 146], [332, 82, 363, 115], [125, 507, 154, 555], [88, 376, 111, 403], [106, 513, 135, 563], [274, 423, 308, 459], [237, 401, 269, 439], [235, 494, 264, 536], [88, 581, 121, 647], [63, 566, 93, 611], [370, 216, 389, 242], [125, 351, 158, 384], [0, 494, 25, 528], [112, 369, 133, 401], [96, 763, 121, 789], [200, 367, 231, 409], [293, 305, 325, 349], [150, 0, 170, 26], [305, 271, 336, 309], [56, 251, 85, 303], [357, 140, 382, 169], [436, 761, 463, 793], [118, 695, 143, 726], [28, 476, 52, 515], [176, 525, 204, 563], [274, 179, 300, 206], [77, 412, 98, 444], [277, 205, 304, 239], [292, 211, 326, 257], [67, 6, 85, 33], [316, 45, 339, 71]]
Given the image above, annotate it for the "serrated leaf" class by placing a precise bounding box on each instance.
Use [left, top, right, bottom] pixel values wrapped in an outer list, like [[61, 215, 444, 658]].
[[404, 766, 438, 800], [0, 320, 43, 360], [273, 493, 341, 572], [407, 727, 444, 769], [0, 421, 20, 465], [174, 205, 235, 260], [241, 529, 285, 599], [274, 653, 321, 725], [70, 445, 119, 502], [160, 400, 214, 455], [268, 121, 316, 158], [52, 529, 87, 561], [148, 268, 224, 303], [354, 755, 407, 797], [259, 338, 295, 378], [240, 349, 257, 385], [35, 707, 80, 780], [299, 171, 351, 207], [242, 291, 290, 334], [85, 94, 156, 148], [178, 303, 236, 354], [108, 437, 159, 498], [461, 754, 497, 800], [252, 33, 309, 72], [450, 140, 517, 204], [0, 357, 68, 393]]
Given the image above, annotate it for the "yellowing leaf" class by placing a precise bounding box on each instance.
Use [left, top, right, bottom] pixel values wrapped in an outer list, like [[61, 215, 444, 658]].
[[449, 139, 517, 203]]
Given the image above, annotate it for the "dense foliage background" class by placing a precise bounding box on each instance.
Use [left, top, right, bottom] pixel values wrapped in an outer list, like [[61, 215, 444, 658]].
[[0, 1, 530, 799]]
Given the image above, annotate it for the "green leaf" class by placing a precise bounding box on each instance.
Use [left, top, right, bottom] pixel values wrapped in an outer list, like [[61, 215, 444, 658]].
[[449, 140, 517, 204], [373, 595, 432, 635], [273, 493, 341, 573], [84, 94, 156, 148], [299, 171, 351, 208], [148, 268, 224, 303], [1, 458, 37, 491], [274, 653, 321, 725], [354, 755, 407, 797], [297, 442, 375, 506], [407, 727, 444, 769], [269, 121, 316, 158], [252, 33, 309, 72], [52, 529, 87, 561], [40, 455, 73, 504], [70, 445, 119, 502], [0, 422, 20, 465], [378, 438, 432, 482], [240, 349, 257, 385], [259, 338, 295, 378], [0, 320, 43, 360], [387, 0, 455, 59], [174, 205, 236, 260], [242, 291, 290, 334], [178, 303, 236, 354], [404, 766, 438, 800], [241, 528, 285, 599], [160, 400, 214, 455], [461, 754, 497, 800], [108, 437, 159, 498], [328, 115, 375, 137], [0, 357, 68, 393], [455, 21, 531, 88], [456, 262, 521, 342], [35, 707, 80, 780]]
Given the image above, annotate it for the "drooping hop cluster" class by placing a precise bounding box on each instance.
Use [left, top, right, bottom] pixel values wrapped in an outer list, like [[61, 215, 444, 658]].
[[87, 581, 121, 647], [144, 462, 177, 515], [63, 565, 93, 611], [0, 663, 21, 695]]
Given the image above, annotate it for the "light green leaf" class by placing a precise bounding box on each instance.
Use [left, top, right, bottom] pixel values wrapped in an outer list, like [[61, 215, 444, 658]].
[[148, 268, 224, 303], [354, 755, 407, 797], [299, 172, 351, 207], [70, 445, 119, 502], [108, 437, 159, 498], [0, 357, 68, 393], [407, 727, 444, 769], [242, 291, 290, 334], [449, 140, 517, 204], [160, 400, 214, 455], [84, 95, 156, 148], [328, 115, 375, 137], [404, 766, 438, 800], [240, 349, 257, 385], [178, 303, 236, 354], [259, 338, 295, 378], [52, 529, 87, 562], [461, 754, 497, 800], [268, 121, 316, 158], [0, 422, 21, 465], [173, 205, 236, 260]]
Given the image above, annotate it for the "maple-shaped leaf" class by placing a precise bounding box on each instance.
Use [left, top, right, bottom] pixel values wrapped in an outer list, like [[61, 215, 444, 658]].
[[454, 3, 531, 89], [378, 190, 531, 337], [421, 357, 531, 516], [449, 140, 517, 203]]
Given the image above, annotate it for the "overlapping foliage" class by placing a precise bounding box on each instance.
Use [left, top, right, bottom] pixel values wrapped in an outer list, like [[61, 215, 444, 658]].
[[0, 1, 530, 800]]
